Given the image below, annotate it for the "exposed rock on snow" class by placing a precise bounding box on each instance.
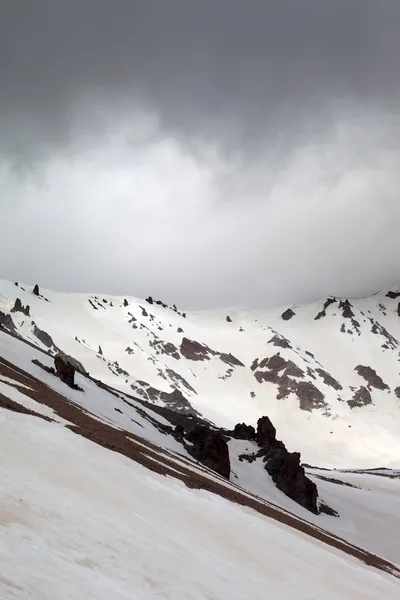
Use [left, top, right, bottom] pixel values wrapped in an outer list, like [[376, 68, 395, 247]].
[[255, 416, 318, 513], [281, 308, 295, 320], [186, 424, 231, 478], [10, 297, 30, 316]]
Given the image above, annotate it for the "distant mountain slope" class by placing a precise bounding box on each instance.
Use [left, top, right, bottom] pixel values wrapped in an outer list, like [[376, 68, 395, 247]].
[[1, 278, 399, 468]]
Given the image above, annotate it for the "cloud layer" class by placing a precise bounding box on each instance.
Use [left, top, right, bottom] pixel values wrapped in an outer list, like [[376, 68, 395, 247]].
[[1, 2, 400, 308]]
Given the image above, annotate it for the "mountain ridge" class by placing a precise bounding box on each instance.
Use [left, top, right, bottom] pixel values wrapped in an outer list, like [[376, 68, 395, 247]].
[[1, 278, 399, 469]]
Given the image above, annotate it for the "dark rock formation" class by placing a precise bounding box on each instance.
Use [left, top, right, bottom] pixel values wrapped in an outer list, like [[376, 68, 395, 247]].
[[0, 311, 16, 331], [252, 353, 329, 413], [281, 308, 295, 321], [386, 290, 400, 299], [54, 354, 77, 388], [268, 334, 292, 349], [98, 345, 103, 355], [231, 423, 256, 440], [226, 315, 232, 322], [146, 296, 154, 304], [219, 352, 244, 367], [314, 297, 337, 320], [255, 416, 318, 513], [347, 386, 372, 408], [123, 299, 129, 307], [256, 416, 278, 447], [265, 449, 318, 513], [315, 368, 342, 391], [33, 284, 40, 296], [10, 298, 30, 316], [186, 424, 230, 478], [354, 365, 389, 391], [174, 424, 185, 441], [180, 337, 214, 361]]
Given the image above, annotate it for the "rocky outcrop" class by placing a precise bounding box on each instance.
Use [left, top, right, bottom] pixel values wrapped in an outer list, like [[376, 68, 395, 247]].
[[54, 354, 77, 388], [265, 448, 318, 514], [347, 386, 372, 408], [180, 337, 214, 361], [186, 424, 230, 478], [180, 337, 243, 368], [255, 416, 318, 513], [33, 284, 40, 296], [231, 423, 256, 440], [281, 308, 295, 321], [354, 365, 389, 391], [252, 353, 329, 413], [10, 298, 30, 316]]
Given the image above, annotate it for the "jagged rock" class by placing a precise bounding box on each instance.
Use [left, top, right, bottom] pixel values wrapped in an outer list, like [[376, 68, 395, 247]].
[[33, 284, 40, 296], [255, 416, 318, 513], [281, 308, 295, 321], [123, 299, 128, 307], [226, 315, 232, 322], [186, 424, 230, 478], [265, 449, 318, 513], [231, 423, 256, 440], [386, 290, 400, 299], [10, 298, 30, 316], [394, 386, 400, 399], [146, 296, 154, 304], [256, 416, 278, 447], [98, 345, 103, 355]]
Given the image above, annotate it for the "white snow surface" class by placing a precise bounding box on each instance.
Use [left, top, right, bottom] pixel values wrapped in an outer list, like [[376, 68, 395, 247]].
[[2, 279, 400, 468], [1, 409, 399, 600]]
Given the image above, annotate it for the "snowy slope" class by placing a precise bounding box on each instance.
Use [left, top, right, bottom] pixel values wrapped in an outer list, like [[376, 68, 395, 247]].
[[1, 327, 400, 598], [1, 278, 400, 468], [2, 409, 400, 600]]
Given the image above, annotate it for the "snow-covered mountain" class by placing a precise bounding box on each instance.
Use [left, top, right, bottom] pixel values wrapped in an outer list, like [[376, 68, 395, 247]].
[[1, 278, 400, 597], [1, 278, 399, 468]]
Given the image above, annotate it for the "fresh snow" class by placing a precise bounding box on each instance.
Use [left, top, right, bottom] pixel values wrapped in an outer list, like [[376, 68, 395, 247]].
[[1, 409, 399, 600]]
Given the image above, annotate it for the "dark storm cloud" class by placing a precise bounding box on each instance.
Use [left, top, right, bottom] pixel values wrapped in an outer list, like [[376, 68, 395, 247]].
[[1, 0, 400, 159], [1, 1, 400, 308]]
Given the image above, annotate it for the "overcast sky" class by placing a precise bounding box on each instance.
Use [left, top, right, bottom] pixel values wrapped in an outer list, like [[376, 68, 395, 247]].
[[1, 1, 400, 309]]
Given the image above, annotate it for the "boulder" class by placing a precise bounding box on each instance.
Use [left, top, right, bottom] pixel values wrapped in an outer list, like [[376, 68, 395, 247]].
[[54, 354, 76, 387], [186, 424, 230, 478]]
